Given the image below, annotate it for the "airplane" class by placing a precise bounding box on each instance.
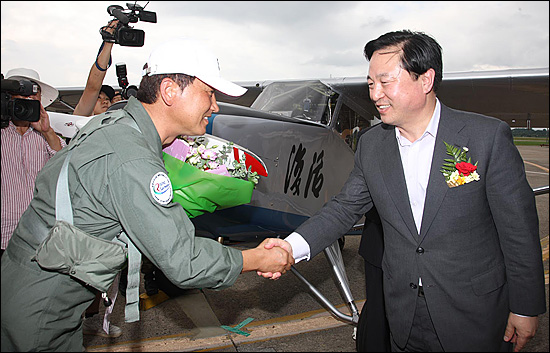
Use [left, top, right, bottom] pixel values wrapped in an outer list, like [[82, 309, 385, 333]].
[[46, 67, 549, 325]]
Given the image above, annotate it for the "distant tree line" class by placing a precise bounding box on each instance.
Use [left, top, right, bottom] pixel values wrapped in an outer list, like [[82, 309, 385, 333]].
[[512, 129, 549, 138]]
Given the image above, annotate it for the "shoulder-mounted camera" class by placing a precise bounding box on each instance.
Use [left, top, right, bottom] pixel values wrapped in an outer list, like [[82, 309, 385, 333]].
[[102, 3, 157, 47], [1, 75, 41, 128]]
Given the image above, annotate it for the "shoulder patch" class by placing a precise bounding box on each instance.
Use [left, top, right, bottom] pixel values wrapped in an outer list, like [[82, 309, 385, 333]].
[[150, 172, 173, 205]]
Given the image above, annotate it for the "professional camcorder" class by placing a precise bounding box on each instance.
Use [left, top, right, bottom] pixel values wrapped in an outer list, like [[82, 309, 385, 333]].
[[1, 74, 41, 129], [102, 3, 157, 47]]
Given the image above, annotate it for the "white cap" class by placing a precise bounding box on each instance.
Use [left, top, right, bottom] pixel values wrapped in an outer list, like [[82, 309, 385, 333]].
[[5, 68, 59, 108], [142, 38, 247, 97]]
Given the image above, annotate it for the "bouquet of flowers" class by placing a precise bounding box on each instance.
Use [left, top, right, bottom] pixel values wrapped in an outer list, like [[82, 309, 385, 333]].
[[162, 135, 261, 218]]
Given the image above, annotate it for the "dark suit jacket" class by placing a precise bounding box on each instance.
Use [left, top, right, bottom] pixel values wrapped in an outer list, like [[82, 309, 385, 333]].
[[357, 126, 385, 268], [296, 103, 546, 351]]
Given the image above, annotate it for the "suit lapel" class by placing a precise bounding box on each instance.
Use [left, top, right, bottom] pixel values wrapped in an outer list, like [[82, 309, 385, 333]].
[[419, 105, 469, 242], [377, 126, 419, 240]]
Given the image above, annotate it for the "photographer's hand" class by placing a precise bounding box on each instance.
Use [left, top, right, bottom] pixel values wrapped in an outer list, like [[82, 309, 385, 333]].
[[96, 19, 118, 71], [31, 103, 63, 151], [73, 19, 119, 117]]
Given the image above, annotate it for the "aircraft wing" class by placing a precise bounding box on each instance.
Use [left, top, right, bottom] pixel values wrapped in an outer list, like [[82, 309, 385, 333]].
[[48, 111, 93, 138], [47, 86, 88, 114], [438, 68, 549, 128], [48, 81, 263, 114], [233, 67, 549, 128], [316, 67, 549, 129]]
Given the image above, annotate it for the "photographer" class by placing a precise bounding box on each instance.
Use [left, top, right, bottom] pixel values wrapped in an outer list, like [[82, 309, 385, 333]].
[[73, 19, 118, 117], [73, 2, 157, 117], [1, 68, 65, 258]]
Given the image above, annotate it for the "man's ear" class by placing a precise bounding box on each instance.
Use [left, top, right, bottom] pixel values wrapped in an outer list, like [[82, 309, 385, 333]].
[[422, 68, 436, 94], [159, 78, 179, 106]]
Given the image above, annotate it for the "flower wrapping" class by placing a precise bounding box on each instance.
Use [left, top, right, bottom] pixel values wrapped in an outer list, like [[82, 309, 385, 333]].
[[162, 137, 257, 218]]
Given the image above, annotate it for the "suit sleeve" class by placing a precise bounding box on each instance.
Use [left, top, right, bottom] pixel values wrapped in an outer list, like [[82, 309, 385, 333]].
[[296, 137, 373, 258], [486, 121, 546, 316]]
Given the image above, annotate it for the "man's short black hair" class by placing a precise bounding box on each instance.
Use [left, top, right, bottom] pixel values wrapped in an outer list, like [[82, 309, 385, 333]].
[[364, 30, 443, 92]]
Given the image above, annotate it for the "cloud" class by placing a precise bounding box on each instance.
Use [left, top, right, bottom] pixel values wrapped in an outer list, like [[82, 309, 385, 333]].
[[1, 1, 548, 88]]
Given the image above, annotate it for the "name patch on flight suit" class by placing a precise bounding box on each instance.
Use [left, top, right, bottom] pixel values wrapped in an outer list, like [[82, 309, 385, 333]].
[[150, 172, 173, 205]]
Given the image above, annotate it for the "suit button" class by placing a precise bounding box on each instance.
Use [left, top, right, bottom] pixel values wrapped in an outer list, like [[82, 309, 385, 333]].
[[416, 247, 424, 254], [409, 283, 418, 289]]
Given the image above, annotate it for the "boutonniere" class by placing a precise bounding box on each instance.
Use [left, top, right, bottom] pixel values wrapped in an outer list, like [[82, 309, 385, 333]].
[[440, 141, 480, 188]]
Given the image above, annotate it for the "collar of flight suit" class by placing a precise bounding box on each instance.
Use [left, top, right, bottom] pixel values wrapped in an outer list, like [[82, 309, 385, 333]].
[[123, 96, 165, 160]]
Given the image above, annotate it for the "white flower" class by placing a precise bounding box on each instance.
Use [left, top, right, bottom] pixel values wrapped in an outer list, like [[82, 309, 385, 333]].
[[465, 171, 480, 183], [188, 155, 201, 165], [187, 147, 197, 159], [449, 170, 460, 181], [201, 149, 217, 160]]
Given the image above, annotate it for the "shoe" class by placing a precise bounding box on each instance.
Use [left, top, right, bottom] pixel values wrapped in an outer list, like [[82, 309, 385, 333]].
[[82, 315, 123, 338]]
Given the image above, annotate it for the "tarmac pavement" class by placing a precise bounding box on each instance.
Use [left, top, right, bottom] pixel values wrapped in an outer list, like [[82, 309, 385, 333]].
[[84, 145, 549, 352]]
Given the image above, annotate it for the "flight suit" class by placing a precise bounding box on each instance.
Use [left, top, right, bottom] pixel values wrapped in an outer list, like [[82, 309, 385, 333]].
[[1, 97, 243, 351]]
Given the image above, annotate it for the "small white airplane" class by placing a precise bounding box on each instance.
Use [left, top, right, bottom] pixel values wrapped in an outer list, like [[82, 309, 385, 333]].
[[46, 67, 549, 324]]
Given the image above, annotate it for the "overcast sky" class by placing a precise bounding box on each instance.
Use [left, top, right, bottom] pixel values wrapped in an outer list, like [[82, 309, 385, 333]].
[[2, 1, 548, 89]]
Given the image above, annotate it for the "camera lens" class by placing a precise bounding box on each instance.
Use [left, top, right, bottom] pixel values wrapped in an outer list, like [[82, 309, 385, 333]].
[[122, 31, 136, 41], [14, 102, 33, 120], [117, 27, 145, 47], [125, 86, 138, 99], [12, 99, 40, 122]]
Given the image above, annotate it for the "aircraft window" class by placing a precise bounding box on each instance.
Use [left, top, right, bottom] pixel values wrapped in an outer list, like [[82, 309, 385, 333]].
[[251, 81, 335, 125], [335, 102, 371, 151]]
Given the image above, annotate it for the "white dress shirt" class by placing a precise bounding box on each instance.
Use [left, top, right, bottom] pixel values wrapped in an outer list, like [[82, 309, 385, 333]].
[[398, 100, 440, 235]]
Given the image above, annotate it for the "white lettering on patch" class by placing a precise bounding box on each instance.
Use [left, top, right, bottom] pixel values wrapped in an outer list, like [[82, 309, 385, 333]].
[[150, 172, 173, 205]]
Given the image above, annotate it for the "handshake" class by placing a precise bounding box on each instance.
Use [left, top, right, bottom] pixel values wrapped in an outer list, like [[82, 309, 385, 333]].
[[242, 238, 294, 280]]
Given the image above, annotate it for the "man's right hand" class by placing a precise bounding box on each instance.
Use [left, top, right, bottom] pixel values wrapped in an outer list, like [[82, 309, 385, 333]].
[[256, 238, 293, 279], [241, 238, 294, 278]]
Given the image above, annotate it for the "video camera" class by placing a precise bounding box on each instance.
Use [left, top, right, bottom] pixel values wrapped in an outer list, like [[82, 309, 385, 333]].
[[115, 63, 138, 99], [102, 3, 157, 47], [1, 74, 41, 129]]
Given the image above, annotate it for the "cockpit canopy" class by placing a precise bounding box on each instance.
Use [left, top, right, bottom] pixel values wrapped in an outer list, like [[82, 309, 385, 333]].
[[251, 79, 378, 152], [251, 80, 335, 125]]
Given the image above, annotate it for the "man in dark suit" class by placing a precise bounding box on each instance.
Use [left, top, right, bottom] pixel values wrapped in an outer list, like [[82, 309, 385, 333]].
[[264, 30, 546, 351]]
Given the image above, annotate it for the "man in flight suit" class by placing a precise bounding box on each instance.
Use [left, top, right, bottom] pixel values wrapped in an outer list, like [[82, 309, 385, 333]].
[[1, 38, 294, 352]]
